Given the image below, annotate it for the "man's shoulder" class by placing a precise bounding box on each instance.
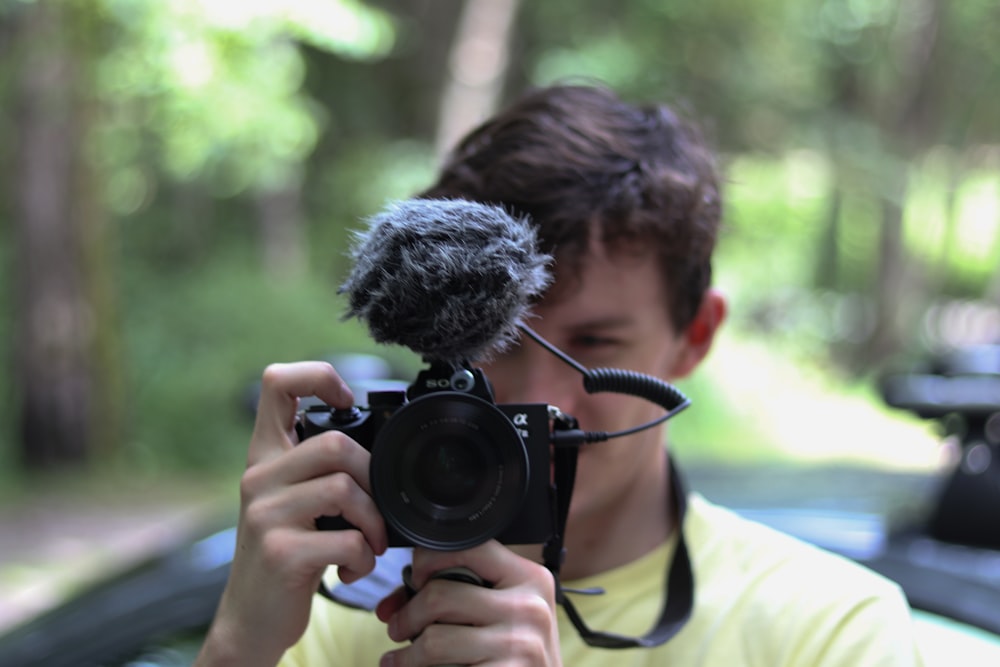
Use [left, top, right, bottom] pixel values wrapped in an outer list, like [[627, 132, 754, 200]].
[[686, 492, 901, 600], [672, 494, 923, 666]]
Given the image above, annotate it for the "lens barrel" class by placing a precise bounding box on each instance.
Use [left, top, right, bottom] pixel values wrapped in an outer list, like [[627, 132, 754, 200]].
[[369, 392, 530, 550]]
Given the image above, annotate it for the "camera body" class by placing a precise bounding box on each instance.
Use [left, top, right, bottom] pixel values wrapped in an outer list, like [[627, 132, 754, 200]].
[[298, 363, 557, 551], [880, 344, 1000, 549], [880, 344, 1000, 421]]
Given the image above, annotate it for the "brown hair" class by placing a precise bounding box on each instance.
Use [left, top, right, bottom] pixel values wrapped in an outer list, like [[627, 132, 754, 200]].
[[419, 84, 722, 333]]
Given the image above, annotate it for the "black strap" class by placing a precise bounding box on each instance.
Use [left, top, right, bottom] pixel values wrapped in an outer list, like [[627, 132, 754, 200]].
[[546, 453, 694, 648]]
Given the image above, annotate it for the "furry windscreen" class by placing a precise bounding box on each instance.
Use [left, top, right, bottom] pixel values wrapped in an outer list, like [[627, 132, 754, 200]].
[[340, 198, 552, 365]]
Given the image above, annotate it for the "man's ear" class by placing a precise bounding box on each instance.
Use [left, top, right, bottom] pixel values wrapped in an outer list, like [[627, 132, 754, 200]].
[[669, 288, 727, 380]]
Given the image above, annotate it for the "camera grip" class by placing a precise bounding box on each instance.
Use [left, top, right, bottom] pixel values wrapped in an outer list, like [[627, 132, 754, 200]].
[[400, 564, 492, 667], [314, 514, 355, 531], [401, 564, 489, 597]]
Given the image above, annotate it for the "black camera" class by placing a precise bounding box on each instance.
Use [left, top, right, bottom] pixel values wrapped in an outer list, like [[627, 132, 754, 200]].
[[879, 344, 1000, 549], [297, 362, 560, 551], [880, 345, 1000, 421]]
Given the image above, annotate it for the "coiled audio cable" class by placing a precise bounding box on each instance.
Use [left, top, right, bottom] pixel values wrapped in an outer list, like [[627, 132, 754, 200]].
[[518, 324, 692, 446]]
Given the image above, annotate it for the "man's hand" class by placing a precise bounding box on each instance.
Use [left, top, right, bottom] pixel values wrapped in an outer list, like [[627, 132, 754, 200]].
[[375, 541, 563, 666], [196, 361, 389, 667]]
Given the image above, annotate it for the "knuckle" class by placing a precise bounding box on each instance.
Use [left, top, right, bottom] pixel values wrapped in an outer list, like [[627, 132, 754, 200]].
[[518, 592, 554, 630], [317, 361, 339, 382], [307, 431, 361, 468], [325, 467, 351, 494], [527, 564, 559, 606], [260, 363, 287, 387], [239, 464, 267, 500], [420, 582, 452, 618], [315, 431, 351, 458], [339, 525, 369, 553], [321, 471, 357, 507], [507, 629, 546, 660], [241, 495, 274, 537], [416, 625, 449, 662], [259, 529, 293, 569]]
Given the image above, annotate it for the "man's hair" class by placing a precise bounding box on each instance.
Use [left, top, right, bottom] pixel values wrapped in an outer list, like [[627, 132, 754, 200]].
[[419, 83, 722, 333]]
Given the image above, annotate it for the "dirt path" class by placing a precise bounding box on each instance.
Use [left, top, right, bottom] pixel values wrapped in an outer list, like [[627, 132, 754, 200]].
[[0, 478, 233, 633]]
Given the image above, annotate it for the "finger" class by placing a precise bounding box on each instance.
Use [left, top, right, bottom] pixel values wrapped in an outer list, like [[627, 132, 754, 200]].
[[386, 580, 478, 642], [263, 525, 380, 587], [253, 430, 374, 492], [383, 623, 496, 667], [251, 362, 354, 463], [250, 470, 387, 552], [375, 586, 408, 623], [410, 541, 527, 592], [242, 434, 387, 553]]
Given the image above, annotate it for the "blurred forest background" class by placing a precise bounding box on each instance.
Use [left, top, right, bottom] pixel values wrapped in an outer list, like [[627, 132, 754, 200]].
[[1, 0, 999, 497]]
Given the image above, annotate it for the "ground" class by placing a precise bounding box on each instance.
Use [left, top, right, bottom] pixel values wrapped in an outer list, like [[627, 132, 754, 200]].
[[0, 471, 236, 633]]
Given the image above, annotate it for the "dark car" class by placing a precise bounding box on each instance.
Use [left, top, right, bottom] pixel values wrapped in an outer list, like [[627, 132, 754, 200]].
[[2, 351, 999, 666]]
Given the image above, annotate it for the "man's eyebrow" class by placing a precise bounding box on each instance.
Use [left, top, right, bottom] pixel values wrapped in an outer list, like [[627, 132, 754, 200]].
[[564, 316, 636, 331]]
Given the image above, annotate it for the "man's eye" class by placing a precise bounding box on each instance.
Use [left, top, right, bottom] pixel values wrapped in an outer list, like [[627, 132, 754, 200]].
[[572, 335, 618, 349]]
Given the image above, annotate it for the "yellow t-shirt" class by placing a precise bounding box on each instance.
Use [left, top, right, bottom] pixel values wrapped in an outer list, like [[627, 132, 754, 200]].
[[280, 494, 925, 666]]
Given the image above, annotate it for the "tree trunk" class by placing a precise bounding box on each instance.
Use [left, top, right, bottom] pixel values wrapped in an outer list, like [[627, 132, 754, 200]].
[[256, 171, 307, 280], [865, 0, 944, 363], [932, 153, 962, 296], [75, 5, 126, 462], [434, 0, 523, 158], [813, 181, 842, 290], [869, 171, 909, 360], [11, 3, 94, 468]]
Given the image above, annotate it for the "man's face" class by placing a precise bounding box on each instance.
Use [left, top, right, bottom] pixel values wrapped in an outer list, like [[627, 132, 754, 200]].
[[479, 241, 694, 527]]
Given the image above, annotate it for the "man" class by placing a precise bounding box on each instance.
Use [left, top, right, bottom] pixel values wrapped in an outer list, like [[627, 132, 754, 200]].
[[196, 84, 925, 666]]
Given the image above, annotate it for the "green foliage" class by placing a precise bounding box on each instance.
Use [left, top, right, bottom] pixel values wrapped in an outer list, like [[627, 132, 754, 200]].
[[116, 242, 413, 473], [669, 330, 940, 469], [90, 0, 396, 206], [717, 150, 1000, 350], [307, 139, 437, 254], [524, 0, 830, 151], [99, 137, 434, 473], [904, 155, 1000, 294], [4, 0, 1000, 478]]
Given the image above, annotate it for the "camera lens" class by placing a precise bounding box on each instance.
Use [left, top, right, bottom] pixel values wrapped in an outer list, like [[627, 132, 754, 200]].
[[369, 392, 529, 551], [413, 438, 486, 507]]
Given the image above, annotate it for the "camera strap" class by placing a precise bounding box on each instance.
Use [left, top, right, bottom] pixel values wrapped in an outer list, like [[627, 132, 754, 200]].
[[545, 448, 694, 648]]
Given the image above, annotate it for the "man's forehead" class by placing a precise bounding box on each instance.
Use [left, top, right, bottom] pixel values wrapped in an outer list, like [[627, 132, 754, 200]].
[[530, 244, 668, 319], [545, 240, 660, 294]]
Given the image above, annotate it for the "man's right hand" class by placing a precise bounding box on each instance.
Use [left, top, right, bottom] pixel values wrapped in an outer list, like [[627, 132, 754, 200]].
[[195, 361, 389, 667]]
